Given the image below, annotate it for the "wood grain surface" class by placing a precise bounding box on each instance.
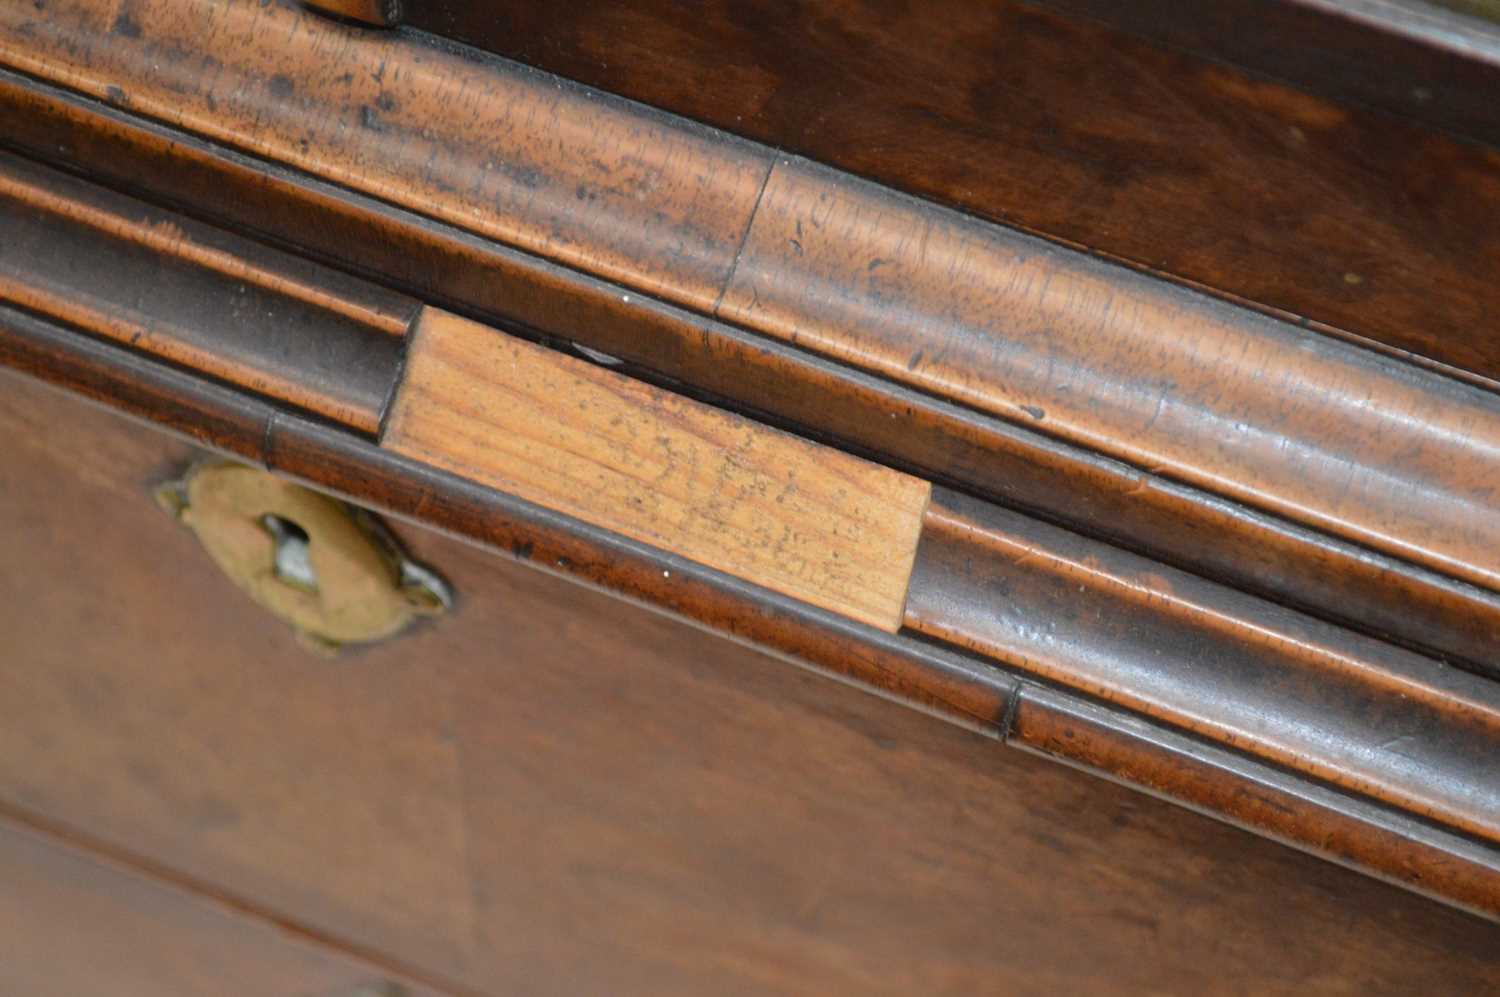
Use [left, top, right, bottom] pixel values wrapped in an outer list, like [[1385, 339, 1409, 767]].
[[0, 811, 447, 997], [4, 370, 1498, 995], [6, 67, 1499, 673], [304, 0, 401, 28], [408, 0, 1500, 388], [5, 0, 1500, 965], [8, 300, 1499, 916], [386, 309, 930, 632], [1031, 0, 1500, 151], [1007, 682, 1500, 921], [10, 1, 1500, 652], [0, 305, 1016, 735]]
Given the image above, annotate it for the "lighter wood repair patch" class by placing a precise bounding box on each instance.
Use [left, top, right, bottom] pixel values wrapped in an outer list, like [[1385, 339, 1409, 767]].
[[384, 309, 930, 631]]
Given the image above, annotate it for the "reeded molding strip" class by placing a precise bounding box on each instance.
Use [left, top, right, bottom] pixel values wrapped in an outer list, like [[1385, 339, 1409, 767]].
[[385, 309, 931, 632], [0, 151, 410, 432], [6, 0, 1499, 602], [907, 489, 1500, 847]]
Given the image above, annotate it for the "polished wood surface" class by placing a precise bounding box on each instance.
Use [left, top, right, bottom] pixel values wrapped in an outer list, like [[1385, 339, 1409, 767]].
[[5, 0, 1500, 985], [7, 271, 1498, 916], [0, 154, 411, 338], [4, 0, 1500, 945], [0, 812, 443, 997], [0, 304, 1015, 735], [3, 370, 1498, 994], [0, 302, 276, 465], [410, 0, 1500, 388], [387, 308, 929, 632], [6, 8, 1498, 673], [1034, 0, 1500, 151]]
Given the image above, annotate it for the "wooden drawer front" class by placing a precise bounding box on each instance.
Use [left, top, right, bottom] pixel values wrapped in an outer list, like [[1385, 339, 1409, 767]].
[[3, 369, 1497, 995]]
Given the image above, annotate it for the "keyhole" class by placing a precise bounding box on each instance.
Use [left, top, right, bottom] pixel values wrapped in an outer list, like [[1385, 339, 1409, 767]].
[[261, 514, 319, 593]]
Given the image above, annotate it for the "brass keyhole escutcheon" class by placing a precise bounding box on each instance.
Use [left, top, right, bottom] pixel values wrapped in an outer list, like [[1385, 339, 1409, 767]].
[[155, 462, 451, 654]]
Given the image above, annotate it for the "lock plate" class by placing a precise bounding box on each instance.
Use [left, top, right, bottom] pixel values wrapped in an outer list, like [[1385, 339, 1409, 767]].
[[156, 462, 450, 653]]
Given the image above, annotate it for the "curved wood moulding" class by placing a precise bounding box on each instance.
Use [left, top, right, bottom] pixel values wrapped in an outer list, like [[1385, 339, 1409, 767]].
[[0, 155, 932, 632], [907, 490, 1500, 849], [6, 70, 1500, 678], [5, 154, 1494, 871], [717, 158, 1500, 598], [5, 311, 1500, 920], [1007, 684, 1500, 922], [0, 0, 771, 316], [0, 151, 408, 433], [0, 305, 1012, 737], [407, 0, 1500, 388], [0, 2, 1492, 598]]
